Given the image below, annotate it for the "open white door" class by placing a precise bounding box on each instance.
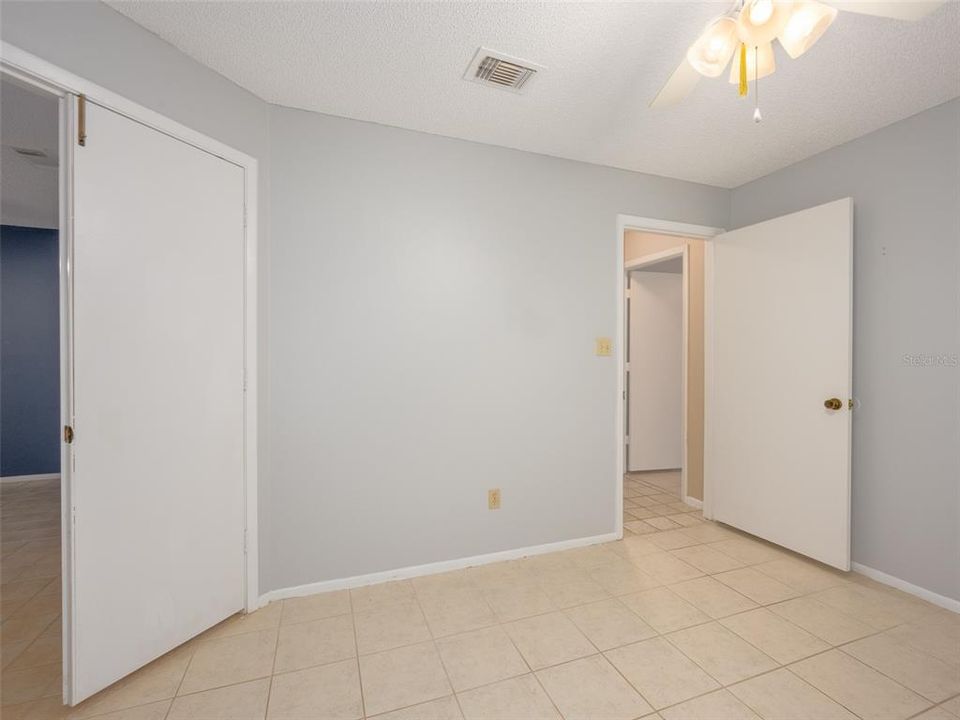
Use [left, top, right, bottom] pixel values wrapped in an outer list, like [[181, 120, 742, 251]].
[[68, 100, 246, 702], [705, 198, 852, 570]]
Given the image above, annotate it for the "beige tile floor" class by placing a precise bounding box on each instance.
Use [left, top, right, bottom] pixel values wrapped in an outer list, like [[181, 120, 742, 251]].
[[2, 472, 959, 719]]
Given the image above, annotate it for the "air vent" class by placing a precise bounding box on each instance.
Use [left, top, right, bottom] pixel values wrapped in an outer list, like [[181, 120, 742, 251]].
[[464, 48, 544, 94]]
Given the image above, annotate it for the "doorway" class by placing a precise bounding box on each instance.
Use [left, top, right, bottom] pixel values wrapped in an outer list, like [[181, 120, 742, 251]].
[[0, 47, 259, 706], [615, 216, 722, 539], [0, 75, 63, 707]]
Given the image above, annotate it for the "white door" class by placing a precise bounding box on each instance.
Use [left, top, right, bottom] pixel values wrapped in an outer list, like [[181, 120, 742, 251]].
[[69, 100, 246, 702], [705, 198, 852, 570], [628, 271, 683, 471]]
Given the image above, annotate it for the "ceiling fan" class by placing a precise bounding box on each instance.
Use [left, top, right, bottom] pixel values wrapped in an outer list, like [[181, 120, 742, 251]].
[[651, 0, 947, 118]]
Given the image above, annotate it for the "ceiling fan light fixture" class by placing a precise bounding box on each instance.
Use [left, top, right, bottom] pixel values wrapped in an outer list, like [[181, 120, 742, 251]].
[[778, 0, 838, 59], [737, 0, 789, 45], [686, 16, 739, 77], [728, 42, 776, 84]]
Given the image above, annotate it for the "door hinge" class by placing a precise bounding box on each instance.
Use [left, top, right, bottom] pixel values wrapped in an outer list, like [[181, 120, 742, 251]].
[[77, 95, 87, 147], [63, 425, 74, 444]]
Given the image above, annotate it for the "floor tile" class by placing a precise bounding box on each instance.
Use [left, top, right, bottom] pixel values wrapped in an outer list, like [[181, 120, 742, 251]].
[[605, 637, 719, 709], [587, 560, 661, 596], [274, 613, 356, 673], [456, 675, 560, 720], [202, 602, 282, 641], [369, 695, 463, 719], [714, 568, 799, 605], [564, 599, 657, 651], [73, 700, 173, 720], [620, 587, 711, 634], [359, 641, 452, 716], [631, 552, 703, 584], [6, 634, 60, 671], [267, 659, 363, 720], [679, 524, 740, 544], [648, 529, 700, 550], [354, 599, 431, 655], [939, 696, 960, 716], [885, 618, 960, 667], [561, 544, 622, 569], [480, 582, 556, 623], [418, 587, 498, 638], [709, 539, 786, 565], [280, 590, 351, 625], [536, 654, 652, 720], [768, 596, 875, 645], [720, 608, 829, 664], [912, 707, 959, 720], [790, 649, 931, 720], [670, 545, 745, 574], [645, 517, 682, 531], [0, 661, 61, 705], [435, 626, 528, 691], [728, 668, 858, 720], [753, 558, 849, 593], [660, 689, 761, 720], [503, 612, 596, 670], [167, 679, 269, 720], [178, 629, 277, 695], [350, 580, 416, 614], [842, 633, 960, 702], [670, 576, 758, 618], [668, 621, 777, 684], [535, 569, 609, 609], [810, 585, 919, 630]]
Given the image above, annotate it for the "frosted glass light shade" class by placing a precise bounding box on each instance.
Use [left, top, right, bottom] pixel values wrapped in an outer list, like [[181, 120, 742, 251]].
[[737, 0, 789, 45], [728, 42, 776, 84], [778, 0, 838, 59], [686, 17, 739, 77]]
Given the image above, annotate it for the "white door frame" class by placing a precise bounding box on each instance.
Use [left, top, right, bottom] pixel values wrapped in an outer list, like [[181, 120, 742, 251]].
[[615, 215, 723, 538], [1, 43, 260, 705]]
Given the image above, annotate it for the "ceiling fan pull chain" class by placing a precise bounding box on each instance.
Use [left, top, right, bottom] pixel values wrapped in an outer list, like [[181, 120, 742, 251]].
[[738, 42, 748, 96], [753, 45, 763, 123]]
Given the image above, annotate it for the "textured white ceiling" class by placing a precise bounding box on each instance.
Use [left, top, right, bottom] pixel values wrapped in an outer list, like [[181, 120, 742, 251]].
[[106, 1, 960, 188], [0, 78, 59, 228]]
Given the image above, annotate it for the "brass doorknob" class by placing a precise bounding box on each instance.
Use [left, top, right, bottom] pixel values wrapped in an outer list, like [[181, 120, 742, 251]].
[[824, 398, 843, 410]]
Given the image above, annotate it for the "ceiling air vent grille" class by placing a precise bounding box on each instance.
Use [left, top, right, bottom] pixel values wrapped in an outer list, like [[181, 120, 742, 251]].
[[465, 48, 544, 94]]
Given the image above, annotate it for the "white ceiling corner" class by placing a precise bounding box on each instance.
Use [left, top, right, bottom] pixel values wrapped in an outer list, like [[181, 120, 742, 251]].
[[105, 0, 960, 188]]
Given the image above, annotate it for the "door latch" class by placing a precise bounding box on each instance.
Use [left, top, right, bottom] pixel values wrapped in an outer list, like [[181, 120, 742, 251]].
[[64, 425, 74, 444]]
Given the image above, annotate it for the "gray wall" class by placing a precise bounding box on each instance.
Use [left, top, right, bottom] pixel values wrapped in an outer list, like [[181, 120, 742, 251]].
[[731, 99, 960, 601], [0, 0, 274, 582], [266, 105, 729, 591]]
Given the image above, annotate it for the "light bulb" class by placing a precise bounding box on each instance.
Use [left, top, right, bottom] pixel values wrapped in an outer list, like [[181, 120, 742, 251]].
[[778, 0, 838, 59], [728, 42, 776, 84], [750, 0, 774, 25], [753, 106, 763, 123], [686, 17, 739, 77], [737, 0, 788, 45]]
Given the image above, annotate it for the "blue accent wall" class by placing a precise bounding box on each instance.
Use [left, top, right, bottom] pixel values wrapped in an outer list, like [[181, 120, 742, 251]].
[[1, 225, 60, 476]]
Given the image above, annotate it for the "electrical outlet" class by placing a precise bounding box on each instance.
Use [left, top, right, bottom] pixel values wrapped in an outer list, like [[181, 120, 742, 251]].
[[595, 337, 613, 356], [488, 488, 501, 510]]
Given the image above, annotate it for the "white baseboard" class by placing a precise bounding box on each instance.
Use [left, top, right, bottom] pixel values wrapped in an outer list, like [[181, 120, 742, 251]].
[[684, 496, 703, 509], [852, 562, 960, 614], [0, 473, 60, 483], [259, 531, 620, 607]]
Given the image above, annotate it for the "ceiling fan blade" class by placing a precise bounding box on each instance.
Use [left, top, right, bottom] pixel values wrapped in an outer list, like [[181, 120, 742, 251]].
[[650, 58, 701, 109], [831, 1, 946, 21]]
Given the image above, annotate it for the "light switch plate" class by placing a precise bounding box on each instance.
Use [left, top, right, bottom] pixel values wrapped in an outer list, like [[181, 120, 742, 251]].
[[595, 337, 613, 356]]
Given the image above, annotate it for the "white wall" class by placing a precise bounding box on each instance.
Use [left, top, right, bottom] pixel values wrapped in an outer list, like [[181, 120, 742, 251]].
[[731, 99, 960, 602], [628, 270, 683, 472], [267, 105, 729, 591]]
